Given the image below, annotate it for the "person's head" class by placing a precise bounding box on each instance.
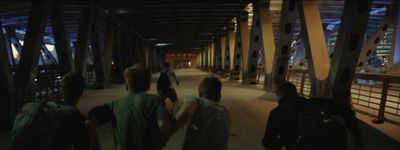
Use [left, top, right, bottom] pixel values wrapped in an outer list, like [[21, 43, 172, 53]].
[[276, 82, 298, 99], [61, 72, 85, 105], [198, 77, 222, 102], [164, 62, 170, 69], [124, 64, 151, 93]]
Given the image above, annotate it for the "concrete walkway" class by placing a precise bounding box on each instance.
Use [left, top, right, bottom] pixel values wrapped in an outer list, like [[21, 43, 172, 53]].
[[1, 68, 400, 150]]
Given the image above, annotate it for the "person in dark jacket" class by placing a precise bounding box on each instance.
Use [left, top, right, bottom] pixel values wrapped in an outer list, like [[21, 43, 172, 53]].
[[262, 82, 306, 150]]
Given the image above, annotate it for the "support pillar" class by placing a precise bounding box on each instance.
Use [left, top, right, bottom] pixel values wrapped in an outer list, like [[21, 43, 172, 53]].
[[239, 11, 250, 84], [12, 2, 49, 118], [90, 18, 106, 88], [247, 4, 263, 84], [325, 0, 372, 99], [268, 0, 297, 91], [298, 0, 331, 97], [50, 2, 75, 74], [214, 35, 222, 74], [103, 21, 117, 87], [232, 17, 243, 80], [228, 23, 236, 79], [0, 20, 13, 128], [259, 1, 278, 87], [358, 7, 394, 68], [220, 33, 227, 76], [74, 2, 94, 74], [389, 2, 400, 73]]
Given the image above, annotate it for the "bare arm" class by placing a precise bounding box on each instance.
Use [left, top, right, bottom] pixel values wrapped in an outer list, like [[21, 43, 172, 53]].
[[171, 97, 198, 135], [86, 119, 101, 150]]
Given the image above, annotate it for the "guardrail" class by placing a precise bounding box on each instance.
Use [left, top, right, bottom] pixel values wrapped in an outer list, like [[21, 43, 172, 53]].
[[286, 69, 400, 126]]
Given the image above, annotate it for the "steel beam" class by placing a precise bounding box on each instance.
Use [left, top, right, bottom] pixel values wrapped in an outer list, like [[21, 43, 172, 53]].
[[389, 2, 400, 73], [268, 0, 297, 91], [13, 2, 49, 116], [74, 2, 95, 74], [232, 15, 243, 80], [358, 7, 393, 68], [50, 2, 75, 74], [228, 23, 235, 78], [103, 22, 117, 87], [298, 0, 331, 97], [213, 35, 222, 74], [90, 18, 106, 88], [0, 20, 13, 128], [325, 0, 372, 99], [220, 33, 227, 76], [239, 11, 250, 84], [246, 3, 263, 84]]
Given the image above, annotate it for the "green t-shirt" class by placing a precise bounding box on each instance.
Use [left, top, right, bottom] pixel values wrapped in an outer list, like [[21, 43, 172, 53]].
[[93, 92, 169, 150]]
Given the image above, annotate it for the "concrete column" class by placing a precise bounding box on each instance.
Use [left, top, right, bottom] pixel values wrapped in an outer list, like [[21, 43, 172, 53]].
[[298, 0, 331, 97], [258, 1, 278, 89], [325, 0, 372, 99], [232, 16, 244, 80], [90, 20, 106, 88], [221, 33, 226, 74], [214, 35, 222, 74], [210, 41, 215, 71], [228, 23, 236, 78], [239, 11, 250, 84]]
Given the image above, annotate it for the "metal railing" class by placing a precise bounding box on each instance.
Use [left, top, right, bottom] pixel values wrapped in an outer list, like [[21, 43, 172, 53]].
[[10, 65, 98, 101], [286, 69, 400, 126]]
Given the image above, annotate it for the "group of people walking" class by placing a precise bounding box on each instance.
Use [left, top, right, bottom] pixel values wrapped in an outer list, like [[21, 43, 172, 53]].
[[9, 62, 362, 150]]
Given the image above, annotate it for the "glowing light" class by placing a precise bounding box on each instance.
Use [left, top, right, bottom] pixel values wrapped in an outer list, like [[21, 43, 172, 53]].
[[155, 43, 175, 47]]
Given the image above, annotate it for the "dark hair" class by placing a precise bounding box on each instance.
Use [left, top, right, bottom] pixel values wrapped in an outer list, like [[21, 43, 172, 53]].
[[164, 62, 170, 68], [124, 64, 151, 92], [61, 72, 85, 103], [198, 77, 222, 101], [277, 82, 298, 97]]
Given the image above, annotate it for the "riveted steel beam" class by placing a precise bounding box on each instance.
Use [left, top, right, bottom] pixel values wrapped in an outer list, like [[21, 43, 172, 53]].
[[247, 3, 263, 84], [298, 0, 331, 97], [74, 2, 95, 74], [358, 7, 394, 68], [50, 2, 75, 74], [232, 15, 244, 80], [213, 35, 222, 74], [268, 0, 297, 91], [13, 2, 49, 117], [227, 23, 236, 78], [325, 0, 373, 99]]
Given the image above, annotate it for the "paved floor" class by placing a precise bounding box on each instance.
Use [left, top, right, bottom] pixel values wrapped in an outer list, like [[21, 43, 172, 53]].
[[1, 68, 400, 150]]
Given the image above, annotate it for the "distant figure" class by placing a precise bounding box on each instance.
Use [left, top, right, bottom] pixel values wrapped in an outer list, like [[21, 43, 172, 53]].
[[10, 72, 90, 150], [157, 62, 179, 103], [87, 64, 172, 150], [171, 77, 230, 150], [262, 82, 307, 150]]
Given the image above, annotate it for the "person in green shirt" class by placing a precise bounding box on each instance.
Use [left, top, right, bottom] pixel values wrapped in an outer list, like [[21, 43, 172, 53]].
[[87, 64, 172, 150]]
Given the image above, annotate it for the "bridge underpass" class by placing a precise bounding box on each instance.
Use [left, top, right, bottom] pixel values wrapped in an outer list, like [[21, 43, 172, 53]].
[[1, 0, 400, 150]]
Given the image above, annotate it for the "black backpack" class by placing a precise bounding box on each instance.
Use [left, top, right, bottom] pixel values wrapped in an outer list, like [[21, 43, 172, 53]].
[[157, 71, 170, 91], [298, 98, 347, 150], [10, 101, 77, 150]]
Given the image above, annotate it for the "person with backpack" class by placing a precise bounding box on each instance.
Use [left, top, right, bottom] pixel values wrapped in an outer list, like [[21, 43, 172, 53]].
[[262, 82, 307, 150], [86, 64, 172, 150], [157, 62, 179, 103], [171, 77, 230, 150], [10, 72, 90, 150]]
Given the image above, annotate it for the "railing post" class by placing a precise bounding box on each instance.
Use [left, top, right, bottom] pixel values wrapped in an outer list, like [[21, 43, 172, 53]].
[[373, 77, 390, 124]]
